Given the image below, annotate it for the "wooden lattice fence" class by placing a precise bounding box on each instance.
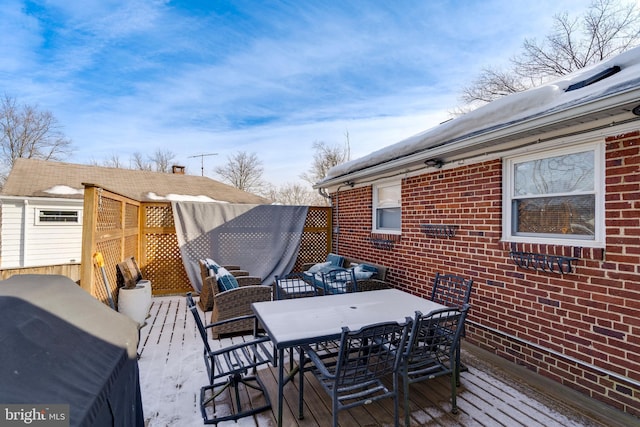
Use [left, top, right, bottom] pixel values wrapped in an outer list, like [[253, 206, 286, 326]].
[[80, 186, 331, 304]]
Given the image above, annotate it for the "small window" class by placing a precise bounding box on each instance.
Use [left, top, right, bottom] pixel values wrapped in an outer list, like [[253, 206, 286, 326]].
[[503, 143, 604, 246], [372, 181, 401, 234], [36, 209, 80, 224]]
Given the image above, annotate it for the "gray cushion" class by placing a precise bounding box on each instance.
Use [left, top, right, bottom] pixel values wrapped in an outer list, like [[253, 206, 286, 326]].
[[353, 264, 375, 280], [326, 253, 344, 267]]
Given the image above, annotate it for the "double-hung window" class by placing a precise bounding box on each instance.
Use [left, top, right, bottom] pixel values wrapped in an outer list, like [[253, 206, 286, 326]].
[[503, 142, 604, 247], [372, 181, 401, 234]]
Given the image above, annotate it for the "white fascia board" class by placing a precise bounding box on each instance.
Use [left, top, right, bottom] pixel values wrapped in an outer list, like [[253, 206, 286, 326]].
[[0, 195, 83, 205]]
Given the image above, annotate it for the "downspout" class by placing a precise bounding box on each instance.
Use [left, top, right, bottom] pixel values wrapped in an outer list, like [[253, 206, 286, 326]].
[[318, 183, 353, 255]]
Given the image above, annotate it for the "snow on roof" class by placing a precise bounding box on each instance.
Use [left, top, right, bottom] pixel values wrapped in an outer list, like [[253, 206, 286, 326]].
[[44, 185, 84, 196], [321, 46, 640, 184], [144, 192, 228, 203]]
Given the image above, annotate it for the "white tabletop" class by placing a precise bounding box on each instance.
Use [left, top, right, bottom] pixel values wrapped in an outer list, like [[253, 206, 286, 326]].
[[252, 289, 445, 349]]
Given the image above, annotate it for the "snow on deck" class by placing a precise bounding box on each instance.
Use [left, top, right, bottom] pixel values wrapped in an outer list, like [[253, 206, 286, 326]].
[[138, 295, 629, 426]]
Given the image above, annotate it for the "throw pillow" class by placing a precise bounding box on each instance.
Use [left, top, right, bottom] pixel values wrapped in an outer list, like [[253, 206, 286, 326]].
[[326, 253, 344, 267], [308, 261, 331, 274], [216, 267, 239, 292], [353, 264, 375, 280], [360, 263, 378, 275], [204, 258, 221, 276]]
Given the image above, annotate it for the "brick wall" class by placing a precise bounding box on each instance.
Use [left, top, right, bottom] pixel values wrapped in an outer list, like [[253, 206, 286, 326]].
[[330, 131, 640, 416]]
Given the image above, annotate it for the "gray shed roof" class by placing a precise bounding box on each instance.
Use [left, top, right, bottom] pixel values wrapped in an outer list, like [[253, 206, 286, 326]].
[[1, 158, 271, 204]]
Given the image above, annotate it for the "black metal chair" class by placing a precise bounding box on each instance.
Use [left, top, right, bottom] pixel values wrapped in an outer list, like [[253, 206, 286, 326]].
[[430, 273, 473, 308], [274, 271, 318, 300], [430, 273, 473, 376], [321, 268, 358, 294], [400, 305, 470, 425], [186, 293, 273, 425], [273, 272, 320, 370], [299, 318, 412, 427]]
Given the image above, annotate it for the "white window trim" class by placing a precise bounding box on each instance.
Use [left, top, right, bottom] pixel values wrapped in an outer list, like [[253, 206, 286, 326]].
[[372, 180, 402, 235], [35, 208, 82, 225], [502, 141, 605, 248]]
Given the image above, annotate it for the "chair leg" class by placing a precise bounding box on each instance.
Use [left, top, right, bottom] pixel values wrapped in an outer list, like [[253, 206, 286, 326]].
[[332, 393, 339, 427], [298, 347, 305, 420], [403, 374, 410, 427], [393, 373, 400, 427], [450, 369, 458, 414], [455, 342, 461, 387], [201, 373, 271, 424]]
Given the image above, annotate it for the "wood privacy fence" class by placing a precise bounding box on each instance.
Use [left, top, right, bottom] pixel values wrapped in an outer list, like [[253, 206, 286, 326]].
[[80, 185, 332, 306]]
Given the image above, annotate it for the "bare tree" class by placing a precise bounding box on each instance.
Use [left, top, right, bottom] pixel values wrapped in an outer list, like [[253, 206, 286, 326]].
[[214, 151, 264, 193], [131, 152, 153, 171], [459, 0, 640, 108], [300, 132, 351, 186], [0, 94, 73, 180], [262, 182, 326, 205], [149, 149, 176, 173], [102, 153, 125, 168]]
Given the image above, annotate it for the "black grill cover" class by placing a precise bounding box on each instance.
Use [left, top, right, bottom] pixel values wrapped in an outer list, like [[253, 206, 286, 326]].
[[0, 275, 143, 426]]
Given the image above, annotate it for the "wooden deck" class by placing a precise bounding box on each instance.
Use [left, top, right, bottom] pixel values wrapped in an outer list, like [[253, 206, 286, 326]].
[[138, 296, 637, 427]]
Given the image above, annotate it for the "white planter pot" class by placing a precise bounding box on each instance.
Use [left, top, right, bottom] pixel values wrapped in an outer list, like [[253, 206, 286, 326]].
[[137, 279, 152, 312], [118, 285, 151, 327]]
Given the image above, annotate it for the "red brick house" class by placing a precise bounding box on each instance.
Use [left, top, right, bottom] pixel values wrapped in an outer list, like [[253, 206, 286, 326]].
[[315, 47, 640, 417]]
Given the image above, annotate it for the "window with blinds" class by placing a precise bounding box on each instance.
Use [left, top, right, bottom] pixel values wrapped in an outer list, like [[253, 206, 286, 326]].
[[36, 209, 80, 224], [503, 142, 605, 247]]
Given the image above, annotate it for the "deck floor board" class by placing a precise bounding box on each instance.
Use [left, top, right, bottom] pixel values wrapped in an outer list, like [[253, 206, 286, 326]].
[[138, 296, 635, 427]]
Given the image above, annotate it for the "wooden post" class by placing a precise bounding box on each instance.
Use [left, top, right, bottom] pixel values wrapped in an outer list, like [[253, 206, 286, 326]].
[[80, 185, 99, 294]]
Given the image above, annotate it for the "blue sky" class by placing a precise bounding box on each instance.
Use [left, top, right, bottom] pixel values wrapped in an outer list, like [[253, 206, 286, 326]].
[[1, 0, 595, 186]]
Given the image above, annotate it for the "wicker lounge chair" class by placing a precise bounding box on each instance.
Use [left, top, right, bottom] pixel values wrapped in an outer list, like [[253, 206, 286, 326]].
[[197, 259, 257, 312], [203, 275, 272, 338]]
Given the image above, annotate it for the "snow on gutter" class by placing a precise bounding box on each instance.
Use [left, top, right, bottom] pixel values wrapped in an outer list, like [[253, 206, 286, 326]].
[[315, 46, 640, 189]]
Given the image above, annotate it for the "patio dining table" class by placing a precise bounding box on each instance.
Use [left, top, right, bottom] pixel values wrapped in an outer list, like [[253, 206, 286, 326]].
[[251, 288, 447, 427]]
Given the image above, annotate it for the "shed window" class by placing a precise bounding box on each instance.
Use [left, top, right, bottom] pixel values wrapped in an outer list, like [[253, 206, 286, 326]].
[[372, 181, 401, 234], [503, 143, 604, 246], [36, 209, 80, 224]]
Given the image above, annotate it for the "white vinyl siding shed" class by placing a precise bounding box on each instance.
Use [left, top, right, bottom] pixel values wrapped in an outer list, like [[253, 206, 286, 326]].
[[0, 196, 83, 269]]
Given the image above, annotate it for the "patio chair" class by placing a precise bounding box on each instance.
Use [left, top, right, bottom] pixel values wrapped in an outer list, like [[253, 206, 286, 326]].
[[186, 293, 273, 425], [430, 273, 473, 374], [298, 318, 412, 427], [401, 305, 470, 425], [430, 273, 473, 308], [204, 275, 272, 338], [274, 271, 318, 300], [273, 271, 321, 370], [321, 268, 358, 294], [198, 259, 257, 311]]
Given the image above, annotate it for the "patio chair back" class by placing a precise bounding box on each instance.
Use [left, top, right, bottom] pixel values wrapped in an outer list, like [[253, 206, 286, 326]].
[[430, 273, 473, 308], [321, 268, 358, 294], [401, 304, 470, 424], [299, 318, 412, 427], [186, 293, 273, 424], [274, 271, 318, 299]]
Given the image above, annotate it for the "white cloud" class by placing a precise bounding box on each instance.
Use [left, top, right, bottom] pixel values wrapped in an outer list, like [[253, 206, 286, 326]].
[[1, 0, 600, 187]]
